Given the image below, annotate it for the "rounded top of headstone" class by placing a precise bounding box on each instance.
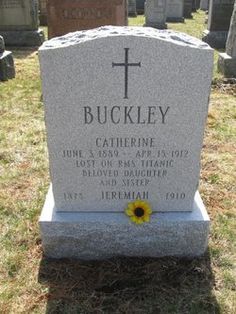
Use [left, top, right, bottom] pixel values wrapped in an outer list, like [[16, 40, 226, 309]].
[[39, 26, 211, 51], [0, 35, 5, 53]]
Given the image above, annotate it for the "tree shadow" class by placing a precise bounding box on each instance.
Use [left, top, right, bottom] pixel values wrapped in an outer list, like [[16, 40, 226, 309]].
[[38, 250, 220, 313]]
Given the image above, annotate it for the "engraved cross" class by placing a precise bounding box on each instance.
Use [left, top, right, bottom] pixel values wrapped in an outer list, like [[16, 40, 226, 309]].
[[112, 48, 141, 99]]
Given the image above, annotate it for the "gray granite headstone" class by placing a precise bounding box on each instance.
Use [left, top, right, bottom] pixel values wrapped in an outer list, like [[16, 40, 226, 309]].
[[184, 0, 193, 18], [145, 0, 167, 29], [200, 0, 209, 11], [202, 0, 234, 49], [192, 0, 196, 11], [0, 35, 15, 81], [166, 0, 184, 22], [0, 35, 5, 53], [218, 2, 236, 77], [136, 0, 145, 13], [128, 0, 137, 17], [39, 26, 213, 259], [39, 0, 48, 26], [0, 0, 44, 46]]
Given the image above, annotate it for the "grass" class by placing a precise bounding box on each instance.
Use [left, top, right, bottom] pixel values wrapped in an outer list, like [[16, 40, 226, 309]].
[[0, 10, 236, 313]]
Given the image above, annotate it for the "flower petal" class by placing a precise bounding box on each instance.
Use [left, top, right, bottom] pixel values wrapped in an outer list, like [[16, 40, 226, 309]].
[[125, 208, 133, 216], [128, 203, 135, 210], [130, 216, 138, 223], [143, 215, 150, 223]]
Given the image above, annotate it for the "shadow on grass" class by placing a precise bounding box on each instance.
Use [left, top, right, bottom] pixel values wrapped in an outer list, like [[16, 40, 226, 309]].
[[38, 251, 220, 313]]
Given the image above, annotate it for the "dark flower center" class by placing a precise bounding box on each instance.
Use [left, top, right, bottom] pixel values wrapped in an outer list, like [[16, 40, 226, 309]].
[[134, 207, 145, 217]]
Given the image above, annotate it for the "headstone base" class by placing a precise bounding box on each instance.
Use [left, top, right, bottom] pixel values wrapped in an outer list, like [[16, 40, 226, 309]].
[[218, 52, 236, 78], [166, 17, 184, 23], [144, 23, 167, 30], [129, 12, 138, 17], [39, 186, 210, 260], [202, 29, 228, 49], [200, 0, 209, 11], [0, 29, 45, 47], [136, 0, 145, 14], [39, 15, 48, 26], [0, 50, 15, 81], [184, 0, 193, 18]]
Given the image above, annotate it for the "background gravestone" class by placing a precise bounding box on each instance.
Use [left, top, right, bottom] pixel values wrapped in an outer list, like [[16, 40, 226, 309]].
[[47, 0, 128, 39], [166, 0, 184, 22], [192, 0, 200, 12], [145, 0, 167, 29], [0, 0, 44, 46], [200, 0, 209, 11], [0, 35, 15, 81], [128, 0, 137, 17], [0, 36, 4, 53], [136, 0, 145, 13], [39, 0, 47, 26], [202, 0, 234, 49], [39, 26, 213, 259], [184, 0, 193, 18], [218, 2, 236, 77]]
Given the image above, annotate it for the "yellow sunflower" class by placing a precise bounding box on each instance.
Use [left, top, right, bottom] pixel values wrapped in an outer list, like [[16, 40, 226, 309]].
[[125, 200, 152, 224]]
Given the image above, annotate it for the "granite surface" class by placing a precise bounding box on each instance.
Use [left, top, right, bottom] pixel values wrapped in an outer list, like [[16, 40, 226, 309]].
[[202, 0, 234, 48], [200, 0, 209, 11], [0, 35, 4, 53], [0, 50, 15, 81], [202, 29, 229, 49], [40, 185, 210, 259], [136, 0, 145, 14], [128, 0, 137, 17], [0, 29, 45, 47], [226, 2, 236, 58], [39, 26, 213, 213], [183, 0, 192, 18], [166, 0, 184, 22], [47, 0, 128, 39], [0, 0, 39, 31], [218, 2, 236, 77], [39, 0, 48, 26], [144, 0, 167, 29]]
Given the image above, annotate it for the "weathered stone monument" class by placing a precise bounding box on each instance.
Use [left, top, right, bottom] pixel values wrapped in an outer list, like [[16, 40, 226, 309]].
[[0, 35, 15, 81], [200, 0, 209, 11], [136, 0, 145, 13], [39, 26, 213, 259], [128, 0, 137, 17], [218, 2, 236, 77], [39, 0, 47, 26], [47, 0, 128, 39], [166, 0, 184, 22], [0, 0, 45, 46], [192, 0, 200, 12], [192, 0, 196, 11], [145, 0, 167, 29], [202, 0, 234, 49], [184, 0, 193, 18]]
